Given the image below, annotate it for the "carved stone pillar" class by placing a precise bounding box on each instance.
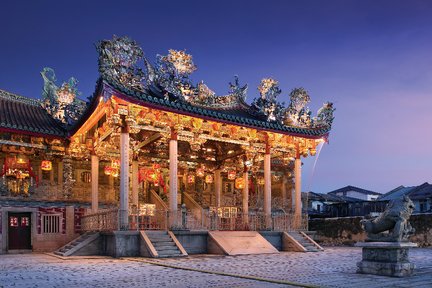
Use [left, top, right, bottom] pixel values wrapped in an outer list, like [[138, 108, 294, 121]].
[[294, 155, 302, 228], [214, 169, 221, 208], [131, 160, 139, 208], [91, 154, 99, 213], [264, 141, 272, 228], [242, 169, 249, 225], [119, 126, 130, 230], [169, 129, 178, 227], [58, 161, 63, 190], [281, 174, 287, 209]]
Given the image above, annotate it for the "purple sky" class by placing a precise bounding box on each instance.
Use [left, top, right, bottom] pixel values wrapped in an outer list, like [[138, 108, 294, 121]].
[[1, 0, 431, 194]]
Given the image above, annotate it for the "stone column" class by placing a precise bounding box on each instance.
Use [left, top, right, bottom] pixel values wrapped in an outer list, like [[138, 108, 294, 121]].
[[91, 154, 99, 213], [119, 126, 130, 230], [131, 160, 139, 208], [242, 168, 249, 225], [108, 175, 114, 202], [38, 163, 43, 183], [294, 155, 302, 228], [264, 144, 272, 228], [281, 174, 287, 208], [58, 161, 63, 190], [214, 169, 221, 208], [49, 165, 55, 185], [169, 129, 178, 227]]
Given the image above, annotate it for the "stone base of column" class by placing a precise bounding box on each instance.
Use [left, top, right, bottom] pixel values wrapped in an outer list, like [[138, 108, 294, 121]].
[[356, 242, 417, 277]]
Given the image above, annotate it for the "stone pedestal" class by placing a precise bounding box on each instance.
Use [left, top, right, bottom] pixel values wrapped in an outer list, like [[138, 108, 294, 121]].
[[356, 242, 417, 277]]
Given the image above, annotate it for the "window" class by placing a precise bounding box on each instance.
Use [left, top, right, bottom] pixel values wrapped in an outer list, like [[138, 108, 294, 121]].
[[317, 204, 321, 212], [419, 200, 426, 213], [42, 214, 61, 234]]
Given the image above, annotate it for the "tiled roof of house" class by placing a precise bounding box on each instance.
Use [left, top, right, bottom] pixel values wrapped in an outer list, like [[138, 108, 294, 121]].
[[0, 89, 66, 137], [378, 185, 416, 201], [407, 182, 432, 200], [327, 185, 381, 196], [303, 191, 357, 203], [378, 183, 432, 201]]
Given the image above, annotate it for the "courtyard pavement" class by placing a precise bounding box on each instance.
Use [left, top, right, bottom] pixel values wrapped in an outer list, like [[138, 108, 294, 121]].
[[0, 247, 431, 288]]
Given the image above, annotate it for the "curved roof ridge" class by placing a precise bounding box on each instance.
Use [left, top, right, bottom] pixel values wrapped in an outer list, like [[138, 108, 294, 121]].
[[0, 88, 40, 106]]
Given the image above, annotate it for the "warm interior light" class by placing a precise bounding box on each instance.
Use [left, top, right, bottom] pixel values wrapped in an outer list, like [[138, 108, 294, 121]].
[[228, 170, 236, 180], [205, 174, 214, 184], [196, 167, 205, 177], [235, 177, 244, 189], [41, 160, 52, 171]]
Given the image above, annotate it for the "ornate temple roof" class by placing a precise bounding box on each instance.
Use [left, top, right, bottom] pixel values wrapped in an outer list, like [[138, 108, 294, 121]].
[[90, 36, 335, 140], [101, 80, 330, 138], [0, 36, 335, 141], [0, 89, 67, 137]]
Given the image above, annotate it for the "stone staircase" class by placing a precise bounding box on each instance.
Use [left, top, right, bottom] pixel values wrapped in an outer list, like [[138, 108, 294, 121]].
[[285, 231, 324, 252], [145, 231, 187, 258], [54, 232, 99, 256]]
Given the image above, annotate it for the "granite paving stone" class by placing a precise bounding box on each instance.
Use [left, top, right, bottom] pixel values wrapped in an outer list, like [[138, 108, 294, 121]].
[[0, 247, 430, 287]]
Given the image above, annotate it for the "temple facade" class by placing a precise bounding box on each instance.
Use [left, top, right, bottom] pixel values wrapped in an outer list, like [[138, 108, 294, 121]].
[[0, 36, 334, 254]]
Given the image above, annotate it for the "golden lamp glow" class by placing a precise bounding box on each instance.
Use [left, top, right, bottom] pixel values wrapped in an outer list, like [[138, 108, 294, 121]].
[[205, 174, 214, 184], [228, 170, 236, 180], [41, 160, 52, 171], [235, 177, 245, 189], [16, 155, 28, 165], [196, 167, 205, 177], [187, 175, 195, 184]]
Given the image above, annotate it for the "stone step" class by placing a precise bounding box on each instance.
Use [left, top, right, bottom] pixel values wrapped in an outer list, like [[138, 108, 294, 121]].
[[156, 246, 180, 252], [153, 242, 176, 247], [158, 251, 183, 258], [148, 238, 172, 243]]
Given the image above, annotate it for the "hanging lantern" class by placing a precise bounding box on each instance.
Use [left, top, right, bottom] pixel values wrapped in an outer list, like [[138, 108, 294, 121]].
[[196, 167, 205, 177], [235, 177, 244, 189], [227, 170, 236, 180], [16, 155, 28, 165], [104, 166, 112, 176], [41, 160, 52, 171], [187, 175, 195, 184], [205, 174, 213, 184], [111, 169, 119, 177], [111, 159, 120, 169]]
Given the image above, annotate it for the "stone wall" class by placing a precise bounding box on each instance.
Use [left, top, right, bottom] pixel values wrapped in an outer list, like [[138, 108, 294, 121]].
[[309, 213, 432, 247]]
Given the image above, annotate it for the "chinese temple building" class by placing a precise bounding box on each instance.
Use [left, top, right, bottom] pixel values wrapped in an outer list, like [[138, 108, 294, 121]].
[[0, 36, 334, 256]]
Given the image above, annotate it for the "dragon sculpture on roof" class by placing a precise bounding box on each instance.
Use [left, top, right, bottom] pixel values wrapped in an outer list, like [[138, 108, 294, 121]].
[[96, 35, 335, 129]]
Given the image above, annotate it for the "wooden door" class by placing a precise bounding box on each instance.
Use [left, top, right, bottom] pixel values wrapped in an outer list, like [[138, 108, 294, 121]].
[[8, 212, 32, 250]]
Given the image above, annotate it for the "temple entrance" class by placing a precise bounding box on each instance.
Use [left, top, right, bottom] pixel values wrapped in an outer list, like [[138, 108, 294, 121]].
[[8, 212, 32, 250]]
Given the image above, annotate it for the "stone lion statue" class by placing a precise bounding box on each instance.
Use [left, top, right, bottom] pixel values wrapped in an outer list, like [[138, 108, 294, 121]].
[[361, 196, 415, 242]]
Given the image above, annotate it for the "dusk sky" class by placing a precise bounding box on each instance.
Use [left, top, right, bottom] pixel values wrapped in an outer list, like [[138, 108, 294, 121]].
[[1, 0, 431, 194]]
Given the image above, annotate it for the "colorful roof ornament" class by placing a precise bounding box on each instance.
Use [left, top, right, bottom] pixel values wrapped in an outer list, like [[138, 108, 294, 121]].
[[93, 35, 335, 138]]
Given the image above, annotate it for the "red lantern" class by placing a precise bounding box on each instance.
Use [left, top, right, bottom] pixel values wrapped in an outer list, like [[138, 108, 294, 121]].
[[235, 177, 244, 189], [111, 159, 120, 169], [41, 160, 52, 171], [228, 170, 236, 180], [205, 174, 213, 184], [187, 175, 195, 184], [104, 166, 113, 175]]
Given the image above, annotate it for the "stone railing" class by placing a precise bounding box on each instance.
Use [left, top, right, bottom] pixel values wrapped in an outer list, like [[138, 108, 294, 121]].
[[81, 207, 308, 232], [81, 208, 119, 232]]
